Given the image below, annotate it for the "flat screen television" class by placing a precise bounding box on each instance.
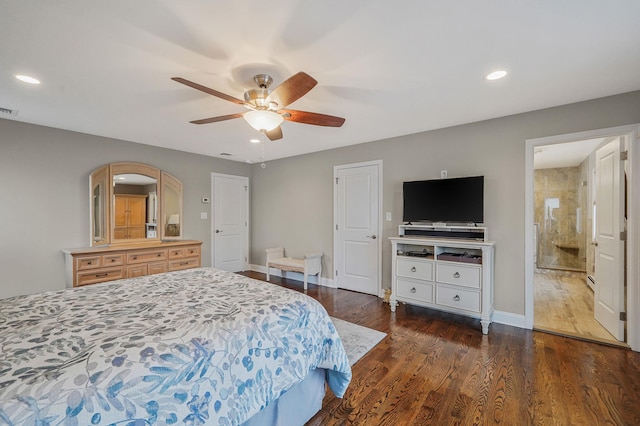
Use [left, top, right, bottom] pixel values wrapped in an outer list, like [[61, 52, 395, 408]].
[[402, 176, 484, 224]]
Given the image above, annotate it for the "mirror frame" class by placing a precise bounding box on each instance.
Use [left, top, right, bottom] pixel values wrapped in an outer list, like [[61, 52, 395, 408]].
[[89, 162, 183, 246], [160, 171, 183, 240], [90, 165, 110, 246]]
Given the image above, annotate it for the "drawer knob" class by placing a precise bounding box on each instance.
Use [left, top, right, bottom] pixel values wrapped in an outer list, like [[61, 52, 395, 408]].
[[111, 259, 115, 262], [132, 256, 138, 260], [411, 267, 416, 272], [87, 261, 92, 265], [453, 295, 460, 301], [453, 272, 460, 278], [96, 273, 108, 278], [411, 287, 417, 293], [157, 253, 161, 257]]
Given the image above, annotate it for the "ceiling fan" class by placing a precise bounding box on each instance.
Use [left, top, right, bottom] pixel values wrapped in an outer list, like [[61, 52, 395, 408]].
[[171, 72, 345, 141]]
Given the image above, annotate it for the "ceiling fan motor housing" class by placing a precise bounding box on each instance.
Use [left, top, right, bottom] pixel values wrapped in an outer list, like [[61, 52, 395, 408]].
[[244, 88, 269, 108], [253, 74, 273, 88]]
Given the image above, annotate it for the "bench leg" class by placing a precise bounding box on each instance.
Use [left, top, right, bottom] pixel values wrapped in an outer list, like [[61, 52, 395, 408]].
[[303, 273, 308, 290], [266, 266, 270, 281]]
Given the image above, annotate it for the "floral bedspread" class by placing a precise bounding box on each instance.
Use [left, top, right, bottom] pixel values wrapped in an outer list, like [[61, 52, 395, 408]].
[[0, 268, 351, 425]]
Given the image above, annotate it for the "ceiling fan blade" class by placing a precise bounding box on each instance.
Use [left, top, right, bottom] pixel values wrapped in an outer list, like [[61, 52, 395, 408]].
[[268, 72, 318, 108], [172, 77, 246, 106], [190, 113, 244, 125], [264, 126, 283, 141], [281, 109, 345, 127]]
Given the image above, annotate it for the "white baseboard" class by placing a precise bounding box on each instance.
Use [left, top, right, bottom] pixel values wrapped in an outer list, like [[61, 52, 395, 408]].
[[249, 264, 337, 288], [492, 310, 527, 329]]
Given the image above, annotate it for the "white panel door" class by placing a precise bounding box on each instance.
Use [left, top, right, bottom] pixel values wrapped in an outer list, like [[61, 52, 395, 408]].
[[594, 137, 625, 340], [335, 162, 380, 295], [212, 174, 248, 272]]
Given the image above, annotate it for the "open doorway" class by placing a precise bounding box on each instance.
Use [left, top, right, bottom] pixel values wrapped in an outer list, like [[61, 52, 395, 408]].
[[525, 125, 640, 350], [532, 137, 620, 344]]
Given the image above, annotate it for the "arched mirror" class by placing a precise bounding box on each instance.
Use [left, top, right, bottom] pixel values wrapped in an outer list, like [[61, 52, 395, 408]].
[[89, 162, 183, 246]]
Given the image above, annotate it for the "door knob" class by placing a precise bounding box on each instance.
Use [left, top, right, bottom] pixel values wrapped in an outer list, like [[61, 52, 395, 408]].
[[366, 235, 377, 239], [216, 229, 223, 233], [591, 241, 598, 246]]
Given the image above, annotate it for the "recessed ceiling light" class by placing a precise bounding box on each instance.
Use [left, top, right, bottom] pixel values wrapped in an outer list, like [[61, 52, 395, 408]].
[[16, 74, 41, 85], [250, 139, 260, 144], [486, 70, 507, 81]]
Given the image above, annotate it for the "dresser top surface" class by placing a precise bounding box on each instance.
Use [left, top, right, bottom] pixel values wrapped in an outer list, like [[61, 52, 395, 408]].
[[62, 240, 202, 255]]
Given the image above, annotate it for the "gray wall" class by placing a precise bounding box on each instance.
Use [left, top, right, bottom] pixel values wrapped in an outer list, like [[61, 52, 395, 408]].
[[3, 90, 640, 315], [250, 90, 640, 315], [0, 119, 250, 298]]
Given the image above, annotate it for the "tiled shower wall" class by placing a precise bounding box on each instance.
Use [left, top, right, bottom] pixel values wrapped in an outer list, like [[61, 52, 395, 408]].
[[534, 166, 588, 271]]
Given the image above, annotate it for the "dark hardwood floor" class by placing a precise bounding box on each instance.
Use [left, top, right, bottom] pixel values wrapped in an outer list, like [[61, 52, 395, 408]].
[[240, 271, 640, 425]]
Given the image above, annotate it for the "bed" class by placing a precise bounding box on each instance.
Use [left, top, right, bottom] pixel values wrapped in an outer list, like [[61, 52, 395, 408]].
[[0, 267, 351, 425]]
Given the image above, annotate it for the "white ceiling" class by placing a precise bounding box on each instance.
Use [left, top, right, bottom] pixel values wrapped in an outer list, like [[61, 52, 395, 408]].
[[2, 1, 640, 164], [533, 138, 604, 170]]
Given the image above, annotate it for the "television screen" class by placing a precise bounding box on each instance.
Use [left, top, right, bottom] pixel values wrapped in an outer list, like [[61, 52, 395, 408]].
[[402, 176, 484, 223]]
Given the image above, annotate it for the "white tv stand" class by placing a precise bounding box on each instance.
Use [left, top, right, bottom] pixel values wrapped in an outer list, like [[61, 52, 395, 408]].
[[390, 224, 495, 334]]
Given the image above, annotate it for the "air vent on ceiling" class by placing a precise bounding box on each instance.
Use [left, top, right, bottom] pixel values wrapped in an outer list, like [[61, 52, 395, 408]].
[[0, 107, 18, 116]]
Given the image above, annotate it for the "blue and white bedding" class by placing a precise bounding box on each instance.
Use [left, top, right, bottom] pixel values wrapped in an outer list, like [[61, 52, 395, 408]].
[[0, 267, 351, 425]]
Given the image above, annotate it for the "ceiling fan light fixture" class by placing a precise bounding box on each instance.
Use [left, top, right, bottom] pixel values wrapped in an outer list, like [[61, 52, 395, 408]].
[[243, 110, 283, 132]]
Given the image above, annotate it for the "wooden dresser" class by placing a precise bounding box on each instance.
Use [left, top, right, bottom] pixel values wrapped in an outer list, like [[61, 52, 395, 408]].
[[63, 240, 202, 287]]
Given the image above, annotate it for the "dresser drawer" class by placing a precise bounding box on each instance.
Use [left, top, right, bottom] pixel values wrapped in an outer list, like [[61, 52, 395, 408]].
[[436, 263, 481, 289], [77, 253, 124, 270], [127, 249, 167, 264], [148, 261, 168, 275], [397, 278, 434, 303], [169, 258, 200, 271], [76, 267, 125, 286], [103, 254, 124, 267], [435, 285, 481, 313], [127, 264, 148, 278], [397, 258, 434, 281], [169, 245, 201, 259], [76, 255, 103, 270]]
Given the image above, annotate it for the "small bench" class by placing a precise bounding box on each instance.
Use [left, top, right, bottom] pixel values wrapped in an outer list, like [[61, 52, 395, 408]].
[[266, 247, 323, 290]]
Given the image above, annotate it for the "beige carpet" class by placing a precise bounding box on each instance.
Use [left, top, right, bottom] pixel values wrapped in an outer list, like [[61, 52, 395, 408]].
[[331, 317, 386, 365]]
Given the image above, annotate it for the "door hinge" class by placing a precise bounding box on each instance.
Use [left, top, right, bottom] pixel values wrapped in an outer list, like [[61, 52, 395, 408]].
[[336, 224, 338, 231], [620, 150, 628, 161], [620, 231, 627, 241], [620, 312, 627, 321], [336, 177, 339, 184], [335, 270, 338, 276], [244, 186, 248, 191]]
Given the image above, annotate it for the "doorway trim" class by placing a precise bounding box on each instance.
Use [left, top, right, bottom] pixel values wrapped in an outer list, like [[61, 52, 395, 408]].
[[333, 160, 383, 297], [525, 124, 640, 351]]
